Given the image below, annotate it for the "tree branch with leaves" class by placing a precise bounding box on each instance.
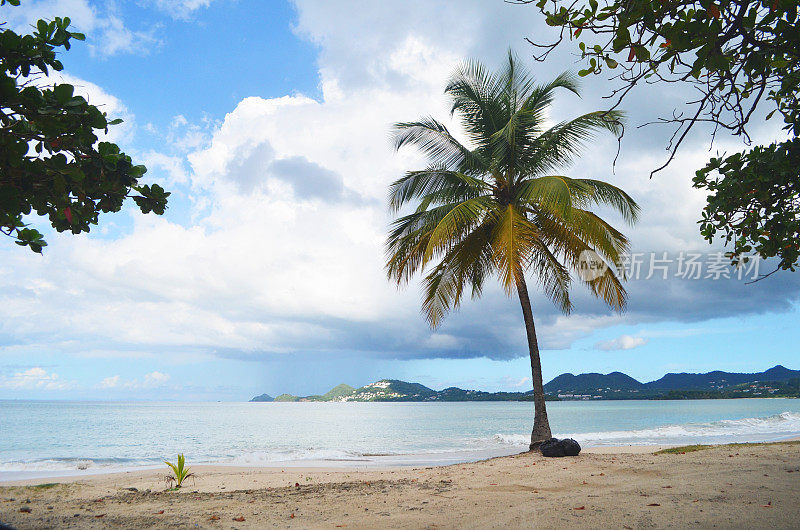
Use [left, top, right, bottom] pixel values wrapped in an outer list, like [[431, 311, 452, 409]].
[[0, 0, 169, 252], [518, 0, 799, 272]]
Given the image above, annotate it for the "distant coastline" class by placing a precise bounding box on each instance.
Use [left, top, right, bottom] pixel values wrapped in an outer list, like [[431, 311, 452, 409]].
[[251, 365, 800, 402]]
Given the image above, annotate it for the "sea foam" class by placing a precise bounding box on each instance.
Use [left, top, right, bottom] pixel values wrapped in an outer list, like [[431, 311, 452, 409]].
[[485, 411, 800, 447]]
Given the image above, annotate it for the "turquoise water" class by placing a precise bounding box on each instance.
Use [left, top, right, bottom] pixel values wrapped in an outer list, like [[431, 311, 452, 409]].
[[1, 399, 799, 479]]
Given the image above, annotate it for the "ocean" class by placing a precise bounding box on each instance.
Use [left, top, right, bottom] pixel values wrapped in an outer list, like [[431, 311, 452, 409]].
[[1, 399, 799, 481]]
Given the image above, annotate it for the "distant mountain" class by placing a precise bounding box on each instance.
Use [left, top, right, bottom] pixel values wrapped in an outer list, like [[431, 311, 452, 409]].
[[321, 383, 356, 400], [544, 372, 644, 394], [250, 365, 800, 402], [251, 379, 553, 403], [348, 380, 437, 401], [645, 365, 800, 390]]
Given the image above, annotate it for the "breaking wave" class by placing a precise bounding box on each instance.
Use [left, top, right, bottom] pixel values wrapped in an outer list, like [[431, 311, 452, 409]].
[[487, 412, 800, 448]]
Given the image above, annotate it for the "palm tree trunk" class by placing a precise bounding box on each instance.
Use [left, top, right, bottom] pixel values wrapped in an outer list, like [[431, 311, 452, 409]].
[[515, 272, 552, 450]]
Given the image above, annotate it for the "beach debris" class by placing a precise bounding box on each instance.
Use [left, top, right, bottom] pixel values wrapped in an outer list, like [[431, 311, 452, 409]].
[[290, 513, 295, 519], [124, 487, 138, 492], [95, 513, 106, 518], [233, 516, 245, 521], [154, 510, 164, 514], [647, 503, 661, 507], [540, 438, 581, 457], [763, 502, 772, 508], [573, 506, 585, 510], [208, 515, 220, 520], [19, 506, 31, 513]]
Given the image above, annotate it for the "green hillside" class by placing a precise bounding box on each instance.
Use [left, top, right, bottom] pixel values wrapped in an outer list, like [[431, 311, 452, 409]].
[[250, 366, 800, 403], [321, 383, 356, 400]]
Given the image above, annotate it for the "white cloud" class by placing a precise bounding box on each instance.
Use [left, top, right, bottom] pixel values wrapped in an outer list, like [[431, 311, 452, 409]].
[[595, 335, 648, 351], [502, 376, 531, 388], [96, 372, 171, 390], [89, 14, 159, 58], [0, 0, 797, 369], [140, 151, 190, 186], [143, 371, 171, 387], [99, 375, 121, 388], [424, 333, 461, 350], [149, 0, 214, 19], [0, 367, 71, 390]]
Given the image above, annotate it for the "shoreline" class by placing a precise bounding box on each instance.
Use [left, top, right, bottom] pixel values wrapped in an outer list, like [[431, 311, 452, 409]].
[[0, 445, 668, 486], [5, 437, 800, 485], [1, 441, 798, 528]]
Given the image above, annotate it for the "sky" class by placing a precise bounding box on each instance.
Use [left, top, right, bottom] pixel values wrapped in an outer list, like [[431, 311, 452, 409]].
[[1, 0, 798, 401]]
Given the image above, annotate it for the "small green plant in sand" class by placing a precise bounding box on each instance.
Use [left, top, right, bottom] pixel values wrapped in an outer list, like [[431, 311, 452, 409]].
[[164, 453, 194, 489], [655, 445, 712, 454], [656, 440, 800, 455], [29, 483, 59, 490]]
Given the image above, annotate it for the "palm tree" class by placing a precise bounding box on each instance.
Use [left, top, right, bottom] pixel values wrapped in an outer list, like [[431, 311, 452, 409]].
[[385, 52, 639, 449]]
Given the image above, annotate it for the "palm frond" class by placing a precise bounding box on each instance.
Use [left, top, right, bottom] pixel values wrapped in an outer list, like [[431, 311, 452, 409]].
[[532, 210, 628, 310], [388, 168, 489, 212], [525, 111, 625, 175], [585, 266, 628, 311], [528, 240, 573, 314], [392, 117, 484, 170], [490, 205, 539, 294], [569, 178, 640, 225], [445, 59, 506, 146], [421, 225, 494, 326], [514, 176, 575, 220], [424, 196, 495, 265]]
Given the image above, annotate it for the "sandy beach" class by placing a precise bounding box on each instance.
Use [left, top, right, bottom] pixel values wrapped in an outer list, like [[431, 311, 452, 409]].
[[1, 442, 798, 529]]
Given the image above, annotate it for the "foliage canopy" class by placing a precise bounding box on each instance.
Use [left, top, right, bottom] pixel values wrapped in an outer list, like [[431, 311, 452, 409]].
[[523, 0, 799, 272], [0, 0, 169, 252]]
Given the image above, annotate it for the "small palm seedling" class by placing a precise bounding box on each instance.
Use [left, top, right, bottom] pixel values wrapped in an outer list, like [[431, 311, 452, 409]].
[[164, 453, 194, 489]]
